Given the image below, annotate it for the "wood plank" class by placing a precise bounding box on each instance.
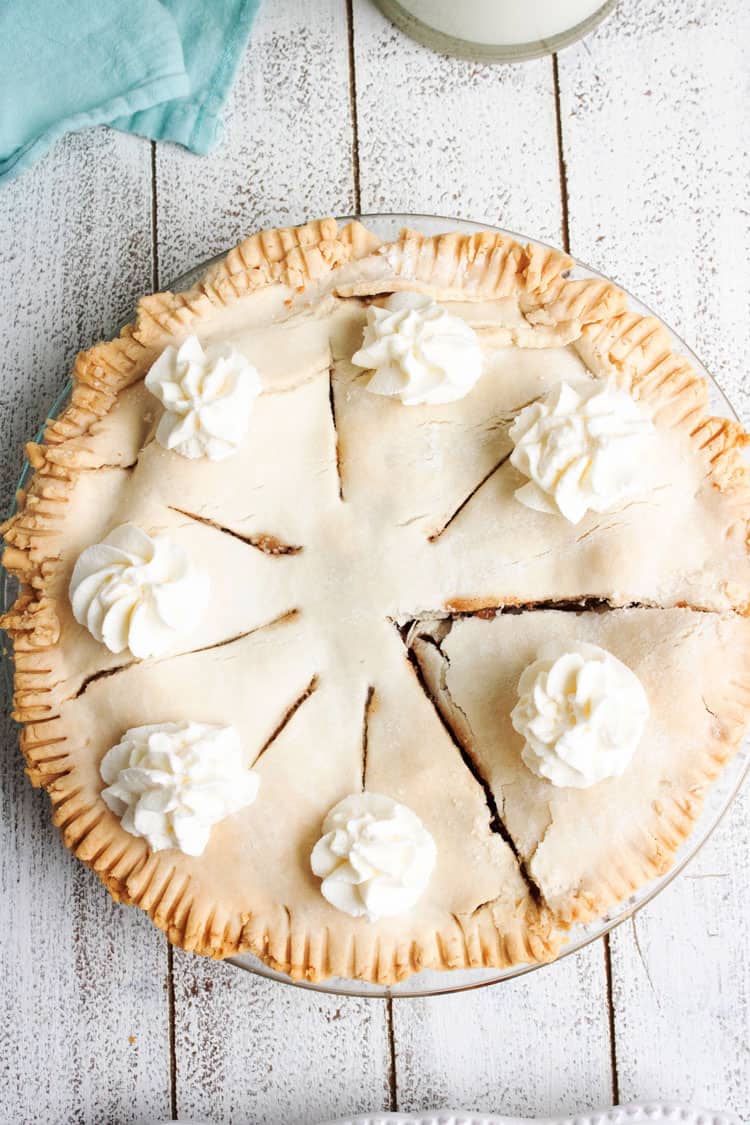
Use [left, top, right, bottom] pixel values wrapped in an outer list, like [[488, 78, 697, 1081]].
[[352, 4, 614, 1114], [156, 4, 392, 1120], [352, 0, 564, 242], [0, 129, 170, 1124], [392, 943, 611, 1116], [558, 0, 750, 1112], [155, 0, 357, 285], [173, 954, 391, 1125]]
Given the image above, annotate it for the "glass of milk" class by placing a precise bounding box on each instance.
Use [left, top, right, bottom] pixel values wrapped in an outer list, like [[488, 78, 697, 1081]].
[[373, 0, 616, 61]]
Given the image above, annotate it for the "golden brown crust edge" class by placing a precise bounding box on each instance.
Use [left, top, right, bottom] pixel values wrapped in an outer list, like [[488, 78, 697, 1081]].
[[553, 666, 750, 929], [40, 737, 559, 982], [3, 219, 750, 981]]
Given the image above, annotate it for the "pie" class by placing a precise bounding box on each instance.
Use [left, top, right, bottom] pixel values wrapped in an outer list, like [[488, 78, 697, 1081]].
[[4, 217, 750, 984]]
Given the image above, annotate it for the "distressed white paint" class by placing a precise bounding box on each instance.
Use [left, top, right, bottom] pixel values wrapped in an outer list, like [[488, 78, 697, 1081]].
[[155, 0, 356, 284], [352, 0, 563, 243], [558, 0, 750, 1114], [0, 129, 171, 1124], [172, 954, 391, 1125], [609, 797, 750, 1113], [2, 0, 749, 1121]]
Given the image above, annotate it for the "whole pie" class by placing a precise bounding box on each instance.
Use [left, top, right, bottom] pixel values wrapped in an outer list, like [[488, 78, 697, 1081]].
[[4, 217, 750, 984]]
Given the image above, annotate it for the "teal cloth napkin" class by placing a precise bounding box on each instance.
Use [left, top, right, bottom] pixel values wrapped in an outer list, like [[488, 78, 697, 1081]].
[[0, 0, 261, 184]]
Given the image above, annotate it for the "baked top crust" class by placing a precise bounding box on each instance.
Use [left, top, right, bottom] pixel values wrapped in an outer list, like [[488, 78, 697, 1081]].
[[412, 607, 750, 923], [4, 218, 750, 983]]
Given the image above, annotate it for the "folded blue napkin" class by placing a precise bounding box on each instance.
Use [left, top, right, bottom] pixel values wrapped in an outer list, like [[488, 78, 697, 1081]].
[[0, 0, 261, 184]]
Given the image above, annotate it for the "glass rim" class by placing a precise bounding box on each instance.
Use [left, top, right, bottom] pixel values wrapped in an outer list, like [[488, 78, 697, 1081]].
[[371, 0, 617, 64], [3, 211, 747, 999]]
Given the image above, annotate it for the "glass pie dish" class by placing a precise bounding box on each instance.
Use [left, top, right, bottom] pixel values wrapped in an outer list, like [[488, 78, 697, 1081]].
[[3, 213, 748, 998]]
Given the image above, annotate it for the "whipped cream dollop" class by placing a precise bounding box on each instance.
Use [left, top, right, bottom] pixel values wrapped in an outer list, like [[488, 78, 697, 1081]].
[[511, 641, 649, 788], [509, 380, 653, 524], [100, 720, 259, 856], [311, 792, 437, 920], [70, 523, 209, 658], [145, 334, 262, 460], [351, 292, 483, 405]]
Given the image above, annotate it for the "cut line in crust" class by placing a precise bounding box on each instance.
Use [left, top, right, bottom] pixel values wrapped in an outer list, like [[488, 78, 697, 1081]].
[[327, 365, 344, 502], [428, 451, 514, 542], [253, 674, 320, 765], [168, 506, 303, 555], [361, 684, 375, 790]]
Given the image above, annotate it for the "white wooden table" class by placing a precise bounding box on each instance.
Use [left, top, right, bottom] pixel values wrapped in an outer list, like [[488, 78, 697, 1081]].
[[1, 1, 749, 1121]]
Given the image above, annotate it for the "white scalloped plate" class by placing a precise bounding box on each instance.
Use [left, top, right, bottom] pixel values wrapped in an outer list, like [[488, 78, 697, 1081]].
[[318, 1106, 740, 1125], [149, 1104, 741, 1125]]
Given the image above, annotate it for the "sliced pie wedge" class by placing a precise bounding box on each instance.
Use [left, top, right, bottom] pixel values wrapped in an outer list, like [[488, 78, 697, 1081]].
[[412, 606, 750, 923]]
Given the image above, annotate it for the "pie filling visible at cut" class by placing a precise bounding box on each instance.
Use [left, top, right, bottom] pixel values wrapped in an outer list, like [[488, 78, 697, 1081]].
[[4, 218, 750, 983]]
